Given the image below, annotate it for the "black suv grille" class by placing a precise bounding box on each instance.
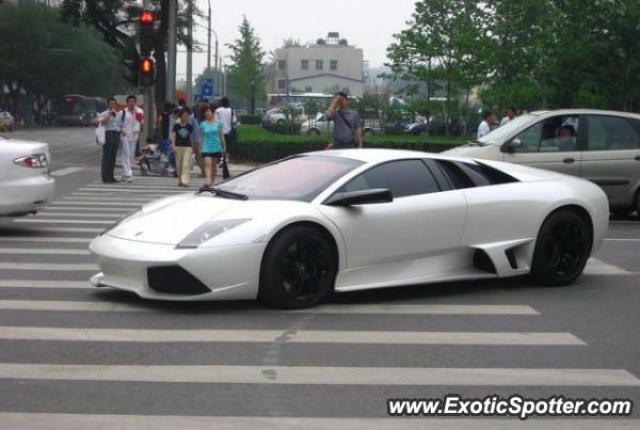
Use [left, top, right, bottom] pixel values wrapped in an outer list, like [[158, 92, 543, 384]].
[[147, 266, 211, 295]]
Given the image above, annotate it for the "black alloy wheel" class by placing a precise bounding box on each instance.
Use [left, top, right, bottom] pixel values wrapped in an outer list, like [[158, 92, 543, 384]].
[[531, 210, 592, 286], [259, 225, 336, 309]]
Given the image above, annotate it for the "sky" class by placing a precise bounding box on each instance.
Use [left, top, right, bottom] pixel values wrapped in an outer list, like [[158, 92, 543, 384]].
[[176, 0, 417, 80]]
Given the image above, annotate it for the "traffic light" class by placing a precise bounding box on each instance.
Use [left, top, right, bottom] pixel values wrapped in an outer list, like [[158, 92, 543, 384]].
[[139, 9, 155, 57], [140, 57, 155, 87]]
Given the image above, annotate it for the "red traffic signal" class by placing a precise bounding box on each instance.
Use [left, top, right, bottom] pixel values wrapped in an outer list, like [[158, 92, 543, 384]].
[[140, 10, 154, 25]]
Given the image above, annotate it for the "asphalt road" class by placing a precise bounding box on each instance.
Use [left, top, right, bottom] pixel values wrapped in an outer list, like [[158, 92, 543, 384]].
[[0, 128, 639, 429]]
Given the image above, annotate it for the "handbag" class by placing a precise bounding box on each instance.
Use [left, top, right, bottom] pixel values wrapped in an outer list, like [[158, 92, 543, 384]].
[[95, 124, 106, 146], [221, 155, 230, 179]]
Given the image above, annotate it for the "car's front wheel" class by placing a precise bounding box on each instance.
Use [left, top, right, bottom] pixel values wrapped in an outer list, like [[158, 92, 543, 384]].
[[530, 210, 592, 286], [259, 225, 337, 309]]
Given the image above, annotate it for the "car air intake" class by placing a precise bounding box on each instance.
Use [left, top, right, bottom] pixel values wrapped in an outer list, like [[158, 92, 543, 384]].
[[473, 249, 497, 274], [147, 266, 211, 295]]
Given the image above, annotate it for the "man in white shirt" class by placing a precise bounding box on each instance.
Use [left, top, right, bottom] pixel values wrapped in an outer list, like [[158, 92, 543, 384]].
[[215, 97, 237, 160], [477, 111, 496, 139], [119, 95, 144, 182], [499, 106, 516, 127]]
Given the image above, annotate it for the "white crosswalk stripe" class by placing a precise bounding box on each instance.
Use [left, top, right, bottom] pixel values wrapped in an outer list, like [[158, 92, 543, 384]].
[[0, 326, 584, 345], [1, 364, 637, 386], [0, 263, 98, 271], [0, 237, 92, 244], [13, 219, 114, 225], [0, 280, 89, 289], [0, 248, 90, 255], [0, 414, 637, 430]]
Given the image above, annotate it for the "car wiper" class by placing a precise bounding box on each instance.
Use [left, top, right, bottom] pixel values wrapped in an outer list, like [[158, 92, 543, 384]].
[[198, 186, 248, 200]]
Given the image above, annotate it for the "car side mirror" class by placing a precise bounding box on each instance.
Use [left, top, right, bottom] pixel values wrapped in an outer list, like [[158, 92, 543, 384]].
[[324, 188, 393, 206], [502, 138, 522, 153]]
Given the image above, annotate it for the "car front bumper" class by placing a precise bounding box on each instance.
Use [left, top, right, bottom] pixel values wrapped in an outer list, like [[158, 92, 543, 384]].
[[89, 234, 263, 301]]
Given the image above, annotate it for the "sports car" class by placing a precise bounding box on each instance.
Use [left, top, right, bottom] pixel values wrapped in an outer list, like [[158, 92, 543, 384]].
[[89, 149, 609, 308]]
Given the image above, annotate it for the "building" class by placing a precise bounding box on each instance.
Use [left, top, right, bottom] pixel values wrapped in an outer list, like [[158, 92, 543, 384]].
[[270, 32, 364, 98]]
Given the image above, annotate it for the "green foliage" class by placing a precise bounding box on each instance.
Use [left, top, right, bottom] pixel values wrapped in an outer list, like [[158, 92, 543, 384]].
[[233, 126, 465, 162], [226, 17, 265, 114], [238, 114, 262, 125], [0, 3, 125, 114], [388, 0, 640, 116]]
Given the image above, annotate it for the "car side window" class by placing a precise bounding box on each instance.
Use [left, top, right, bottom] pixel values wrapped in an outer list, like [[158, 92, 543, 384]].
[[434, 160, 518, 189], [587, 115, 640, 151], [340, 160, 440, 198], [511, 115, 579, 153]]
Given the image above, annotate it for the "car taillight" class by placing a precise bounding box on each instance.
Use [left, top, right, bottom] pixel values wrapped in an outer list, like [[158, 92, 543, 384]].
[[13, 153, 48, 169]]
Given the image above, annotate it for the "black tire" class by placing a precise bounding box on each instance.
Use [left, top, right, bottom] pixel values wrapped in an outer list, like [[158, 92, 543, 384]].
[[307, 129, 321, 136], [259, 225, 337, 309], [531, 210, 592, 286], [363, 129, 374, 136], [635, 190, 640, 217]]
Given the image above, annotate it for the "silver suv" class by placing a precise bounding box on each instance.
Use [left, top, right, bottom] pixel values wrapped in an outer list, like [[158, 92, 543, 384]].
[[444, 109, 640, 216]]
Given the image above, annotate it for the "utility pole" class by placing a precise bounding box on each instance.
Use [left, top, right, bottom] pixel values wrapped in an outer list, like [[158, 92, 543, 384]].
[[207, 0, 212, 71], [186, 0, 193, 104], [166, 0, 178, 103], [215, 37, 219, 95]]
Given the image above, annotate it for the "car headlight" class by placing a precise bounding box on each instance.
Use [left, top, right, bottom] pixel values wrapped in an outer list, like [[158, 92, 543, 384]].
[[176, 219, 251, 249]]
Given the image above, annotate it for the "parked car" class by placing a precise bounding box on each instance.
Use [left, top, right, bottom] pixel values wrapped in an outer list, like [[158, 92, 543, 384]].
[[300, 113, 383, 136], [262, 104, 308, 127], [0, 111, 15, 132], [0, 138, 55, 217], [444, 109, 640, 216], [90, 149, 608, 308]]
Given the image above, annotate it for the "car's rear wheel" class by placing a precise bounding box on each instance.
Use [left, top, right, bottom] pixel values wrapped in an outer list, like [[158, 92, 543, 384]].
[[530, 210, 592, 286], [635, 190, 640, 217], [259, 225, 336, 309], [611, 207, 632, 218]]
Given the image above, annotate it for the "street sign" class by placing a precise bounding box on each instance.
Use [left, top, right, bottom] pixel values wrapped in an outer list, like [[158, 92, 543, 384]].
[[202, 79, 213, 97]]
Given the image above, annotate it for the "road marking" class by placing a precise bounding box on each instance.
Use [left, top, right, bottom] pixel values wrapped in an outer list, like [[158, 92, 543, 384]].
[[0, 415, 637, 430], [72, 192, 181, 198], [295, 304, 540, 315], [604, 238, 640, 242], [79, 187, 187, 193], [584, 259, 629, 275], [0, 280, 89, 289], [0, 237, 92, 244], [41, 207, 131, 212], [0, 364, 636, 386], [50, 201, 142, 207], [49, 167, 87, 176], [0, 263, 98, 271], [62, 197, 151, 203], [13, 219, 113, 225], [3, 227, 104, 233], [0, 327, 583, 346], [31, 212, 122, 218], [0, 248, 90, 255], [0, 300, 540, 316]]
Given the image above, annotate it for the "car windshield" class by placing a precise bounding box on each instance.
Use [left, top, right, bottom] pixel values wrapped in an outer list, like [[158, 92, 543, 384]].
[[214, 155, 363, 202], [477, 113, 539, 145]]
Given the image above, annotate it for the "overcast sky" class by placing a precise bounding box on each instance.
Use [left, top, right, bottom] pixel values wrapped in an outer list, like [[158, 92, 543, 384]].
[[176, 0, 417, 80]]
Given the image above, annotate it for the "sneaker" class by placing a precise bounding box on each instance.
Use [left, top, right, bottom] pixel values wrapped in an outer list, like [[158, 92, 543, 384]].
[[125, 176, 133, 183]]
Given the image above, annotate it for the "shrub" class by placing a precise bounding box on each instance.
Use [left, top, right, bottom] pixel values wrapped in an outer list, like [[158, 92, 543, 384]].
[[238, 114, 262, 125]]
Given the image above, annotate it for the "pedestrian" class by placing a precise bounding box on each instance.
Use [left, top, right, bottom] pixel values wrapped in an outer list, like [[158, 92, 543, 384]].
[[215, 97, 238, 161], [178, 98, 205, 176], [119, 95, 144, 183], [172, 108, 195, 187], [98, 97, 121, 184], [477, 111, 496, 139], [499, 106, 516, 127], [199, 105, 226, 189], [324, 91, 363, 149]]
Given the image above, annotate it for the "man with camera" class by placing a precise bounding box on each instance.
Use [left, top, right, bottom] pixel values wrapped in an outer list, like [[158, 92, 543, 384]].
[[98, 97, 121, 183], [325, 91, 363, 149]]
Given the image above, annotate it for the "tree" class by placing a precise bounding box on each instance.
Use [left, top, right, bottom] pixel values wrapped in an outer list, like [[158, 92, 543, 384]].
[[226, 16, 265, 114], [386, 0, 488, 135], [0, 4, 124, 120]]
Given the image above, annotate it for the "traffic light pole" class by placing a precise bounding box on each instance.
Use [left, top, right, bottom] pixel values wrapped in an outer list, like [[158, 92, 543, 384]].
[[166, 0, 178, 103], [186, 0, 193, 105]]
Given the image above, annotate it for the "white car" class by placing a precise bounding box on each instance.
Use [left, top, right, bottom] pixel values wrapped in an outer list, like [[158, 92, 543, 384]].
[[0, 138, 55, 216], [90, 149, 609, 308], [300, 113, 382, 136]]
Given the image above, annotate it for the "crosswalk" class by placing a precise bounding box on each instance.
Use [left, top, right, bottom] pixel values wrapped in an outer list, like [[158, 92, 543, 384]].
[[0, 175, 638, 428]]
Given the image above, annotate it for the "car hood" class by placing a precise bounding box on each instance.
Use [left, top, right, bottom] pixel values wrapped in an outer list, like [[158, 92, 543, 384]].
[[104, 194, 321, 246]]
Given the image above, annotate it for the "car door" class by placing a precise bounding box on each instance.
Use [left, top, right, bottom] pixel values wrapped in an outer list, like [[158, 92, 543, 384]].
[[318, 159, 467, 272], [502, 114, 582, 176], [580, 114, 640, 207]]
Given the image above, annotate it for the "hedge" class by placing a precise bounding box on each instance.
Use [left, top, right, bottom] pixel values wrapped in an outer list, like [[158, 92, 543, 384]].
[[232, 126, 468, 163], [238, 114, 262, 125]]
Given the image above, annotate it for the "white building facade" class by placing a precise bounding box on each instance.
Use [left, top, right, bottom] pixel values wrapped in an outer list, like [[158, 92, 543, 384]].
[[270, 33, 365, 98]]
